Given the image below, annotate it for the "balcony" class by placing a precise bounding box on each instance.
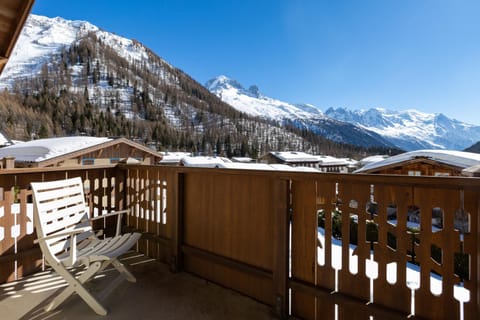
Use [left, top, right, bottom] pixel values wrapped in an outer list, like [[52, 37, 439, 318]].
[[0, 164, 479, 319]]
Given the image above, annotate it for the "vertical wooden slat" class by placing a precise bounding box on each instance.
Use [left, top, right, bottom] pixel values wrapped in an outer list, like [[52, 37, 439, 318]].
[[463, 189, 479, 320], [336, 181, 370, 301], [291, 179, 318, 319], [272, 178, 289, 318], [372, 185, 411, 314], [170, 171, 184, 272]]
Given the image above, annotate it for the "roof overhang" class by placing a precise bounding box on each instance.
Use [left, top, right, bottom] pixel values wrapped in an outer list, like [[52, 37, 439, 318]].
[[35, 137, 163, 167], [0, 0, 35, 74], [358, 157, 464, 174]]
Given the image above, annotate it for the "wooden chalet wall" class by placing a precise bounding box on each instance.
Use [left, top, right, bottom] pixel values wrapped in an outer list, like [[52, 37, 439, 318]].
[[371, 160, 462, 176], [65, 141, 159, 166]]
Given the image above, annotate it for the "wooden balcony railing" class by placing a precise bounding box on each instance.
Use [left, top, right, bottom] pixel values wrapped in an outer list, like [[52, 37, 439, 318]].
[[0, 164, 479, 319]]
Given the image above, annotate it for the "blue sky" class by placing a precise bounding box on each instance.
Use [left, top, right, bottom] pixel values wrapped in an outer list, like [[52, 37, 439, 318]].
[[32, 0, 480, 124]]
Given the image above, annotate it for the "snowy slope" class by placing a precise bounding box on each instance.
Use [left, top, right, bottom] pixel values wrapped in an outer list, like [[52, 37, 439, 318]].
[[0, 14, 161, 87], [325, 107, 480, 151], [205, 75, 325, 121]]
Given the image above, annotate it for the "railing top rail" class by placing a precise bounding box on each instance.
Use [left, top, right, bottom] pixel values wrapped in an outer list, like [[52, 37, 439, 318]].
[[0, 164, 117, 176], [120, 164, 480, 189]]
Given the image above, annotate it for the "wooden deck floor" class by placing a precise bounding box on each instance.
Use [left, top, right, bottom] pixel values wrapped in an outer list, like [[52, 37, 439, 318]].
[[0, 252, 275, 320]]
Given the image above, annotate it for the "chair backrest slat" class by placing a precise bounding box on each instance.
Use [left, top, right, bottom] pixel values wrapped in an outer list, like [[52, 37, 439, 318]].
[[39, 193, 85, 215], [32, 177, 94, 259]]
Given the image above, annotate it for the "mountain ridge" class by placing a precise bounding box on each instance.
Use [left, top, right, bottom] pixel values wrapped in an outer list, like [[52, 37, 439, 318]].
[[206, 75, 480, 151], [205, 75, 396, 149]]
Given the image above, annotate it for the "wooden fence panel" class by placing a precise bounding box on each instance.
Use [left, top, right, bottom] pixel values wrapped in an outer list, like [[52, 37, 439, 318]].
[[1, 166, 479, 320], [182, 170, 276, 305], [0, 167, 122, 283]]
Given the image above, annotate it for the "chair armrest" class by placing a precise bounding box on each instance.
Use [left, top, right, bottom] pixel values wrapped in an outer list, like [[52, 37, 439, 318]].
[[89, 209, 130, 221], [89, 209, 130, 236], [33, 226, 91, 244]]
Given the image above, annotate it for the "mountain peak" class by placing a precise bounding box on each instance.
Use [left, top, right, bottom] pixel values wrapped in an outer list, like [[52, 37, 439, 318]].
[[205, 75, 265, 99], [205, 75, 244, 92], [247, 85, 261, 98]]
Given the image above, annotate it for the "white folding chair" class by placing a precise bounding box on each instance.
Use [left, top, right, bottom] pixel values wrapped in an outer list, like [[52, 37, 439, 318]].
[[31, 177, 141, 315]]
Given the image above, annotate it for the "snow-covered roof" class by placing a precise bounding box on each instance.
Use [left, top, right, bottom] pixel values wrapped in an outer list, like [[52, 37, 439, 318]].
[[270, 151, 320, 163], [159, 152, 192, 164], [0, 136, 112, 162], [355, 150, 480, 173], [214, 162, 320, 172], [231, 157, 253, 163], [318, 155, 356, 166], [180, 156, 232, 168], [268, 164, 320, 172], [359, 155, 389, 166]]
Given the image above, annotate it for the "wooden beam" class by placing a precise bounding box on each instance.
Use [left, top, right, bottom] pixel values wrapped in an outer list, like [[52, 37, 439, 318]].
[[5, 0, 35, 55], [289, 279, 413, 320], [182, 244, 273, 280]]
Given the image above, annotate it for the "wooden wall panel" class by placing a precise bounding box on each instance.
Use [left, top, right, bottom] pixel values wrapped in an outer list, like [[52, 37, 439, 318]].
[[184, 254, 274, 305], [183, 171, 274, 270]]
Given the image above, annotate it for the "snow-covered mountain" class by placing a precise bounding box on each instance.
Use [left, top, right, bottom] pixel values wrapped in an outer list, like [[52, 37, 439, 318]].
[[0, 14, 356, 157], [4, 14, 477, 152], [0, 15, 161, 88], [205, 75, 325, 121], [325, 107, 480, 151], [205, 76, 395, 148], [206, 75, 480, 151]]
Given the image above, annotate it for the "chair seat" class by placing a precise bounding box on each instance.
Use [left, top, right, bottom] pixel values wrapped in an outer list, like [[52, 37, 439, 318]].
[[57, 232, 142, 267]]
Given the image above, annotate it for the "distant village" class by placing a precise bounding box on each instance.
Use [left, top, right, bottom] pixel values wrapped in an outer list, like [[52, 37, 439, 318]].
[[1, 131, 480, 178]]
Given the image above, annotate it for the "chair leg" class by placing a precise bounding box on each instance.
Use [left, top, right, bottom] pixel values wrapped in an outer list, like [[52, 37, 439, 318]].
[[46, 261, 108, 316], [112, 258, 137, 283]]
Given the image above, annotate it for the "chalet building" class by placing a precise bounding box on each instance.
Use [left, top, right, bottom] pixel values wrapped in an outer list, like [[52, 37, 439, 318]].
[[261, 151, 321, 168], [317, 155, 358, 173], [261, 151, 356, 173], [0, 136, 162, 168], [354, 149, 480, 176]]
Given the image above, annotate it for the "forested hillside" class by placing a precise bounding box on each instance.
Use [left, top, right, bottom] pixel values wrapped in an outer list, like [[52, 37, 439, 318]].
[[1, 16, 396, 159]]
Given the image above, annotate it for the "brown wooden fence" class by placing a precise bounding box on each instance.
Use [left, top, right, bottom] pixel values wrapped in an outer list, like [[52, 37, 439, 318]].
[[0, 164, 479, 319], [0, 165, 124, 283]]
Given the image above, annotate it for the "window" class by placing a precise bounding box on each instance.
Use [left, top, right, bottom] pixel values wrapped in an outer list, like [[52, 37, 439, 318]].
[[408, 170, 421, 176], [434, 172, 450, 176], [82, 158, 95, 165]]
